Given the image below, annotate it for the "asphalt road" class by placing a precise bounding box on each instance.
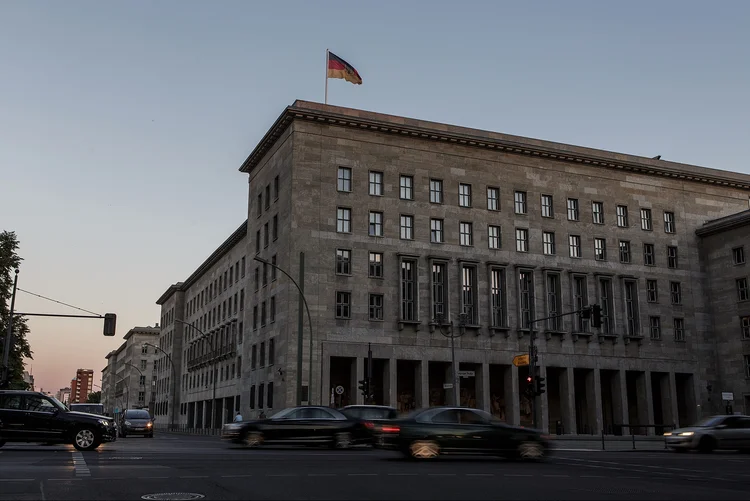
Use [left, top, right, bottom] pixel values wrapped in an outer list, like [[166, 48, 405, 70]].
[[1, 434, 749, 500]]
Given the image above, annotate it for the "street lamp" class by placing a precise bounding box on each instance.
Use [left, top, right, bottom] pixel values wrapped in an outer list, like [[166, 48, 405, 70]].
[[433, 312, 468, 407], [144, 342, 177, 430], [254, 255, 314, 406]]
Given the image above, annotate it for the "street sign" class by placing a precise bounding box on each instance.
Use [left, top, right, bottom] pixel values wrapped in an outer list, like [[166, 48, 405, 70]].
[[457, 370, 475, 378], [443, 383, 454, 389], [114, 407, 119, 413], [512, 354, 530, 367], [722, 392, 734, 401], [335, 385, 345, 395]]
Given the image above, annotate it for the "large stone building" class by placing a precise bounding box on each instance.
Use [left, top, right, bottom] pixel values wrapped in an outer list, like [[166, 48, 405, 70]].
[[157, 100, 750, 434], [101, 326, 160, 417]]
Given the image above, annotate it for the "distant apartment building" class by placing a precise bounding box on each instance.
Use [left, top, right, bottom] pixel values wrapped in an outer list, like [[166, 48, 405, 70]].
[[22, 370, 34, 391], [56, 387, 71, 405], [101, 325, 160, 416]]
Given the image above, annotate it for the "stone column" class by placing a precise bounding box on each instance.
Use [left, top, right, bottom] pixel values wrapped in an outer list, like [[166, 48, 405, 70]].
[[507, 365, 520, 426], [480, 363, 491, 413], [388, 357, 398, 407], [354, 357, 364, 405], [636, 371, 655, 435], [592, 369, 603, 435], [321, 352, 331, 407], [561, 368, 576, 434], [667, 372, 679, 429], [419, 359, 429, 409], [615, 369, 629, 433], [540, 365, 549, 433]]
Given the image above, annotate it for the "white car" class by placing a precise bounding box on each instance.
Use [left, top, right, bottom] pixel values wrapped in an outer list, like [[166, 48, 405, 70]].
[[664, 415, 750, 452]]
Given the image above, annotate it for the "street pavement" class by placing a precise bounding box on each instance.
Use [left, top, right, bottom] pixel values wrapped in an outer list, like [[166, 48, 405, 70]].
[[1, 434, 749, 500]]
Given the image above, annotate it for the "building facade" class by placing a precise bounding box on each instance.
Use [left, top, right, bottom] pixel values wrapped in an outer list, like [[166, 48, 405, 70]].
[[70, 369, 94, 404], [56, 387, 71, 405], [155, 221, 247, 429], [100, 326, 160, 417]]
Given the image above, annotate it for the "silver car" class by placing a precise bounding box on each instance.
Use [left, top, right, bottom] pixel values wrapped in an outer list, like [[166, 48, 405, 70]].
[[664, 415, 750, 452]]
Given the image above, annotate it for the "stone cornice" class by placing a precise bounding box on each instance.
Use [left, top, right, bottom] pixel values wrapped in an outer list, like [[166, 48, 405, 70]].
[[239, 101, 750, 191], [696, 210, 750, 237]]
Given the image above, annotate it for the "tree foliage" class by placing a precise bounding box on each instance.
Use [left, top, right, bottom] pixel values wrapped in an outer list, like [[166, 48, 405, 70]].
[[87, 391, 101, 403], [0, 231, 33, 389]]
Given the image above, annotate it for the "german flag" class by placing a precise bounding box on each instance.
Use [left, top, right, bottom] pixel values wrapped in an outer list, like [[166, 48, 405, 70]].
[[327, 52, 362, 85]]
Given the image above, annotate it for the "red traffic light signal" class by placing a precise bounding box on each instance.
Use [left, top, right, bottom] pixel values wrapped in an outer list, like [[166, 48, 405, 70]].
[[526, 376, 533, 383]]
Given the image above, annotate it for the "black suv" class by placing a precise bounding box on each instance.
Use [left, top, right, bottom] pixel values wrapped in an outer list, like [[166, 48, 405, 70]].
[[0, 390, 117, 451]]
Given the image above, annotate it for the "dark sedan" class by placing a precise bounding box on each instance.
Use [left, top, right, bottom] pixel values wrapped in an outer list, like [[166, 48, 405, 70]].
[[221, 406, 368, 448], [118, 409, 154, 438], [341, 405, 399, 445], [374, 406, 551, 460]]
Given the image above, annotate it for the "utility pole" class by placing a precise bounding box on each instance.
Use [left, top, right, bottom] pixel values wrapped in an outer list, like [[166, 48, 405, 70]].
[[367, 343, 373, 404], [1, 269, 19, 389]]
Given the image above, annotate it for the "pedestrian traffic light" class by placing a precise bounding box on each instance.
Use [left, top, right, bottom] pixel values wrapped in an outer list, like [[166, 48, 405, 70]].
[[591, 304, 602, 329], [358, 378, 369, 398], [536, 376, 546, 396]]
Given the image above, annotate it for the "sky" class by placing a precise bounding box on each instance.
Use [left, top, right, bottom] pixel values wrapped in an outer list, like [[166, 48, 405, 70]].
[[2, 1, 749, 394]]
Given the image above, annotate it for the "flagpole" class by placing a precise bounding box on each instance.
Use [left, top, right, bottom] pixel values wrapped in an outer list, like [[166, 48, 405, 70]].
[[325, 49, 329, 105]]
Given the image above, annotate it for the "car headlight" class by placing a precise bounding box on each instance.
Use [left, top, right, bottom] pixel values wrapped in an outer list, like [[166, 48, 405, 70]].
[[663, 432, 672, 436], [146, 422, 153, 427], [98, 419, 110, 427], [124, 420, 132, 426], [679, 431, 694, 436]]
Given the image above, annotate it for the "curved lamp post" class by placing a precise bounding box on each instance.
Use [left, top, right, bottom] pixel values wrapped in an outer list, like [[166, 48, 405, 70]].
[[254, 255, 315, 406], [143, 342, 177, 430], [433, 313, 468, 407]]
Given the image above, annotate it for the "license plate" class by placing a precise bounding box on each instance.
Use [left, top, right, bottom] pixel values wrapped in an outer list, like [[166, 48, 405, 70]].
[[134, 428, 144, 431]]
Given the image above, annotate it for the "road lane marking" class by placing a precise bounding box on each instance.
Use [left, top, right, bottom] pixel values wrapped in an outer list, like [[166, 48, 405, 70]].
[[543, 474, 570, 477], [179, 476, 208, 479], [466, 473, 495, 477], [307, 474, 336, 477], [71, 452, 90, 477], [428, 473, 456, 476], [348, 473, 378, 476], [46, 479, 82, 482], [388, 473, 418, 476], [504, 474, 532, 477], [580, 475, 604, 478], [221, 474, 253, 478], [266, 474, 298, 477], [39, 481, 45, 501], [0, 479, 34, 482], [138, 476, 170, 479]]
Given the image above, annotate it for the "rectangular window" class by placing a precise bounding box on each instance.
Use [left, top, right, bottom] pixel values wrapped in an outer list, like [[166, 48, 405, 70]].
[[337, 167, 352, 192], [572, 276, 588, 332], [616, 205, 629, 227], [488, 225, 501, 249], [274, 175, 279, 200], [241, 257, 246, 277], [400, 215, 414, 240], [619, 240, 631, 263], [733, 246, 746, 265], [738, 278, 749, 302], [272, 215, 278, 241], [240, 289, 245, 311], [461, 265, 478, 325], [599, 278, 614, 335], [667, 246, 678, 269], [268, 338, 275, 365], [271, 255, 277, 281], [265, 185, 271, 210], [514, 191, 527, 214], [624, 280, 639, 336], [267, 382, 273, 409], [251, 345, 257, 368], [569, 235, 581, 258], [431, 262, 447, 320], [541, 194, 553, 218], [140, 360, 147, 370], [670, 281, 682, 305], [229, 267, 233, 284], [255, 230, 261, 254], [516, 228, 529, 252], [459, 183, 472, 207], [336, 249, 352, 275], [487, 187, 500, 211], [567, 198, 579, 221], [270, 296, 275, 322], [257, 193, 262, 216], [546, 273, 561, 331], [430, 219, 444, 243], [594, 238, 606, 261], [400, 175, 414, 200], [650, 316, 661, 340], [368, 252, 383, 278], [673, 318, 685, 342], [543, 231, 555, 255], [518, 270, 533, 329], [459, 222, 473, 246], [429, 179, 443, 204], [646, 279, 658, 303], [741, 315, 750, 340], [261, 301, 267, 327], [490, 268, 505, 328], [369, 171, 383, 196], [643, 243, 655, 266], [262, 263, 268, 286], [592, 202, 604, 224], [252, 306, 258, 330], [258, 384, 264, 409], [369, 211, 383, 237], [254, 267, 259, 291], [336, 207, 351, 233], [335, 291, 351, 319], [369, 294, 384, 321], [250, 385, 255, 408], [640, 208, 652, 231], [664, 211, 675, 233], [260, 341, 266, 367], [400, 259, 417, 321]]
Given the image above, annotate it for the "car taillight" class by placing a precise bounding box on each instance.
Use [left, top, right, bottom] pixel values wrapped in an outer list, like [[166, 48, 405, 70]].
[[381, 425, 400, 433], [363, 421, 375, 429]]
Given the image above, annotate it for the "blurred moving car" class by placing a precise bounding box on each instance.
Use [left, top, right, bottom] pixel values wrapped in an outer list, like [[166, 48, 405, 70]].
[[664, 415, 750, 452], [221, 405, 368, 448], [341, 405, 398, 445], [118, 409, 154, 438], [0, 390, 116, 451], [374, 406, 550, 460]]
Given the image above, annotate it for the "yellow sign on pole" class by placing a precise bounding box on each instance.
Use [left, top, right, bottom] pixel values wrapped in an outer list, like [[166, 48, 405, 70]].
[[512, 354, 530, 367]]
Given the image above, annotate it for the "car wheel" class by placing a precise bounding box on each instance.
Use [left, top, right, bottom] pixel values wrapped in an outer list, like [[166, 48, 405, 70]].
[[518, 441, 545, 461], [332, 432, 352, 449], [243, 431, 263, 448], [73, 427, 100, 452], [409, 440, 440, 459], [698, 436, 716, 453]]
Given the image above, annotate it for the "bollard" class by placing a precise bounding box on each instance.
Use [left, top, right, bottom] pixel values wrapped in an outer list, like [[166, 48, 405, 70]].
[[601, 430, 605, 451], [632, 433, 636, 450]]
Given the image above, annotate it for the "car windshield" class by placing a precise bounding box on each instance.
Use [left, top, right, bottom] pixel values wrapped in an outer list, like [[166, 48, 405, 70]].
[[70, 404, 104, 414], [692, 416, 725, 427], [47, 396, 68, 411], [342, 407, 395, 420], [125, 410, 151, 419], [270, 408, 298, 420]]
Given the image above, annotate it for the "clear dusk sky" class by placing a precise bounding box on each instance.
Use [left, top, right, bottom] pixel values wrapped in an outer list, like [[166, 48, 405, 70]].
[[2, 1, 748, 395]]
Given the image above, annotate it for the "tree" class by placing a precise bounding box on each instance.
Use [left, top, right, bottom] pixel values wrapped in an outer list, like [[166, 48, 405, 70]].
[[0, 231, 33, 389], [87, 391, 101, 403]]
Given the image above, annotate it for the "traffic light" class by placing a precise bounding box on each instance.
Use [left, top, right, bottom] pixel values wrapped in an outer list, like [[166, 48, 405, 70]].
[[591, 304, 602, 329], [103, 313, 117, 336], [536, 376, 546, 396], [524, 375, 535, 398], [358, 378, 370, 398]]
